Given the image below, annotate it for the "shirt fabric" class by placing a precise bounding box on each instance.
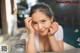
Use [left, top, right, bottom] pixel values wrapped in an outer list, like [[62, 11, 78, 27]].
[[21, 25, 63, 52]]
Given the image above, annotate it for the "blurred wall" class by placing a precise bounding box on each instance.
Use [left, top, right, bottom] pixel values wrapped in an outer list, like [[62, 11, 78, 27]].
[[0, 0, 17, 36]]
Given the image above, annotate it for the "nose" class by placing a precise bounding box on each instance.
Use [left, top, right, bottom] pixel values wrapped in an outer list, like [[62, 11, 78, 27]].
[[38, 24, 43, 30]]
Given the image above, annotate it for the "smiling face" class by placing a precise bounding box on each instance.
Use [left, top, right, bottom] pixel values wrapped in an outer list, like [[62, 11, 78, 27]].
[[31, 11, 53, 36]]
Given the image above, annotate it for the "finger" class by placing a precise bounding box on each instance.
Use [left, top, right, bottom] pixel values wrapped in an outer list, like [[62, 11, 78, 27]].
[[52, 22, 58, 27], [48, 27, 53, 35], [54, 22, 58, 28], [25, 17, 32, 23], [28, 19, 32, 27], [49, 22, 58, 35], [51, 22, 58, 30], [24, 17, 32, 27]]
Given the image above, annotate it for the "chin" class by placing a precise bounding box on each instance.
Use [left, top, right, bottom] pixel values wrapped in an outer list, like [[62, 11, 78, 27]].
[[39, 31, 48, 36], [40, 33, 47, 36], [38, 29, 49, 36]]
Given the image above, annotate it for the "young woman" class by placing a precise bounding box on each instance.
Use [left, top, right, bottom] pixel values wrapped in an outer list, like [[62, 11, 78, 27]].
[[24, 3, 64, 53]]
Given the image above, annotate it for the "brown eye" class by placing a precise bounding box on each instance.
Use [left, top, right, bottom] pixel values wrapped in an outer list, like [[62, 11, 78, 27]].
[[42, 20, 46, 22], [32, 21, 37, 25]]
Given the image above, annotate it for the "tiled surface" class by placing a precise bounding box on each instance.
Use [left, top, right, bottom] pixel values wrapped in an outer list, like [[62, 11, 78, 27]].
[[20, 31, 76, 50], [42, 49, 80, 53], [0, 28, 77, 53], [64, 42, 75, 50], [0, 35, 20, 53]]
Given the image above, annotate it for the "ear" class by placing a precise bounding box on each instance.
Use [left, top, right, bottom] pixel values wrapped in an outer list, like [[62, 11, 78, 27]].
[[51, 16, 54, 23]]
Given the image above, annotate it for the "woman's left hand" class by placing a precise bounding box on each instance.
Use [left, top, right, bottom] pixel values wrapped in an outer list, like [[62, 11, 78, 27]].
[[48, 22, 59, 36]]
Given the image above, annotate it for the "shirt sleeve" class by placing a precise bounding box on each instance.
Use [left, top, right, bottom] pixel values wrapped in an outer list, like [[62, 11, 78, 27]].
[[54, 25, 64, 41]]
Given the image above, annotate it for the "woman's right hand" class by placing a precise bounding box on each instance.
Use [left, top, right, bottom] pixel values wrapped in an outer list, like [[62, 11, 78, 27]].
[[24, 17, 35, 35]]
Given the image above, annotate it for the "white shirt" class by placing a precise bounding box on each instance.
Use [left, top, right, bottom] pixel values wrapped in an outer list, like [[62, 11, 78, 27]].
[[20, 25, 63, 52]]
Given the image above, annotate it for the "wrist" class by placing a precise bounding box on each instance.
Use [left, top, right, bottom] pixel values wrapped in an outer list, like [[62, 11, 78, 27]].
[[29, 33, 35, 37], [48, 34, 54, 39], [29, 31, 35, 35], [48, 34, 54, 37]]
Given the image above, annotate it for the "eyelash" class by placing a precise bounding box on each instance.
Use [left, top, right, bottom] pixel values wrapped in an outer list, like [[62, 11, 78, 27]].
[[32, 22, 37, 24], [32, 20, 46, 25], [42, 20, 46, 22]]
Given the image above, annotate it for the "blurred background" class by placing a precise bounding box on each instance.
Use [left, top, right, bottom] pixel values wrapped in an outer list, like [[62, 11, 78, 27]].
[[0, 0, 80, 53]]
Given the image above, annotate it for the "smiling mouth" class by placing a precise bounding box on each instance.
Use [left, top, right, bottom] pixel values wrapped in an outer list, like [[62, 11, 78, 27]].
[[40, 31, 44, 32], [39, 30, 45, 33]]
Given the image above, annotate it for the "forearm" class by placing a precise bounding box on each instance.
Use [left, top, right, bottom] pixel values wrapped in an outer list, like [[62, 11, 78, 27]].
[[26, 34, 36, 53], [48, 36, 61, 51]]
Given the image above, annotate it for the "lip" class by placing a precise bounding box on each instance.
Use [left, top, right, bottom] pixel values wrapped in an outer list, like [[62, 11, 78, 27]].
[[39, 30, 45, 33], [39, 30, 44, 32], [39, 30, 45, 32]]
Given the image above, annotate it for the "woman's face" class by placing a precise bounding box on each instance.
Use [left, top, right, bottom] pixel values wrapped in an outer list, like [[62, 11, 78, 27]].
[[31, 11, 53, 36]]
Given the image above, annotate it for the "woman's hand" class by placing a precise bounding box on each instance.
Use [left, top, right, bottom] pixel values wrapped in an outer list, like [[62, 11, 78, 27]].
[[24, 17, 35, 35], [48, 22, 58, 36]]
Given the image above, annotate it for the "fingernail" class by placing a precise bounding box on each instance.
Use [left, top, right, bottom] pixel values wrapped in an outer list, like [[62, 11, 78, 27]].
[[28, 19, 31, 22]]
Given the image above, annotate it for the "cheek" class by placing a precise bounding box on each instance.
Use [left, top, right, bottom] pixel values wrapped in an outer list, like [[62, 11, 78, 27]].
[[32, 25, 38, 31], [44, 22, 51, 29], [44, 24, 51, 29]]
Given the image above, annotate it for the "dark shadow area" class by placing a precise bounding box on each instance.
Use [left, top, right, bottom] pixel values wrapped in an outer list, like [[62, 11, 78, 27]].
[[39, 0, 80, 48], [0, 1, 2, 28], [16, 0, 80, 48], [17, 0, 28, 28]]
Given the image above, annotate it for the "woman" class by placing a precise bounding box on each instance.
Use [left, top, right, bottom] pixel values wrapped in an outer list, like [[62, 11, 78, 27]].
[[24, 3, 64, 53]]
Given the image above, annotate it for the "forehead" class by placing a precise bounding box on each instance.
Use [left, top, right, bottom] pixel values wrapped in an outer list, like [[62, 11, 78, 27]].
[[31, 11, 50, 21]]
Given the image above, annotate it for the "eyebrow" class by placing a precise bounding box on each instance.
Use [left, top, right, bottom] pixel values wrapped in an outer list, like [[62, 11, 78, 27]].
[[41, 18, 46, 20], [32, 18, 47, 22]]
